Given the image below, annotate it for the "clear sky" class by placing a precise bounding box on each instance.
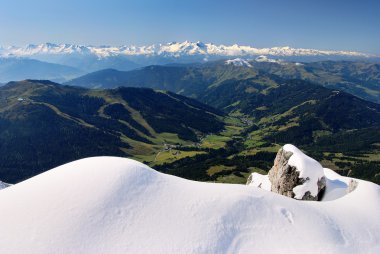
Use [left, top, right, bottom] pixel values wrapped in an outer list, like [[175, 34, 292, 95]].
[[0, 0, 379, 53]]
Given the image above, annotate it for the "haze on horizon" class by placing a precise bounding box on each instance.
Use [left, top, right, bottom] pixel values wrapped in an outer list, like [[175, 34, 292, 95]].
[[0, 0, 379, 54]]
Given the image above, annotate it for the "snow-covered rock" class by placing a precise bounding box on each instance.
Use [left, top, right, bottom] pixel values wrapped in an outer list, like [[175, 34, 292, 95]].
[[267, 144, 326, 200], [0, 156, 379, 253], [246, 145, 362, 202]]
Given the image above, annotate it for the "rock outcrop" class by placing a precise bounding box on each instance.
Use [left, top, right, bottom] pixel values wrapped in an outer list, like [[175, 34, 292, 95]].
[[268, 145, 326, 200], [247, 144, 326, 201]]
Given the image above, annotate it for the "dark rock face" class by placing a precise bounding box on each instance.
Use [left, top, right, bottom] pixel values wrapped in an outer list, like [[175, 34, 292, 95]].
[[268, 147, 326, 201]]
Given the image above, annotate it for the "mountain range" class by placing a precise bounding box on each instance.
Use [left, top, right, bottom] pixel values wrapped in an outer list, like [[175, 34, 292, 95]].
[[2, 41, 376, 59], [1, 64, 380, 185], [0, 41, 379, 84], [0, 41, 379, 77]]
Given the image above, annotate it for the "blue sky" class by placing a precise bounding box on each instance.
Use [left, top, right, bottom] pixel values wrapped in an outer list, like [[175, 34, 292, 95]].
[[0, 0, 379, 53]]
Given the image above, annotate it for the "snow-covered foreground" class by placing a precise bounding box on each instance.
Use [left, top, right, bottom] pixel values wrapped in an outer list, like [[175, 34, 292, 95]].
[[0, 157, 379, 254]]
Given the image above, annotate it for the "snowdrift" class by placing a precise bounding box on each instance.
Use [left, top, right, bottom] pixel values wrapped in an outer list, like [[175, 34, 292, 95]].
[[0, 157, 379, 254]]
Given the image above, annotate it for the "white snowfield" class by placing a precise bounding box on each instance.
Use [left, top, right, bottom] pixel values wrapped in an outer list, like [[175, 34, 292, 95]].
[[0, 157, 379, 254]]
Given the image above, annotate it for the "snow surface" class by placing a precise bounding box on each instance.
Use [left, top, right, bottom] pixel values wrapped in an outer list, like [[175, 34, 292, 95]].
[[247, 172, 271, 190], [0, 157, 379, 254], [322, 168, 351, 201], [283, 144, 325, 199]]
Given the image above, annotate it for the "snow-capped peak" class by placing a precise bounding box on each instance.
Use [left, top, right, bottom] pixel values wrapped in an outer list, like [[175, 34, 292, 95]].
[[0, 41, 375, 59]]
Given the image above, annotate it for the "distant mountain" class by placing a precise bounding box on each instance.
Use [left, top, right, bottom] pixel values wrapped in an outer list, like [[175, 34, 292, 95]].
[[65, 64, 259, 95], [67, 60, 380, 103], [0, 57, 83, 83], [248, 60, 380, 103], [1, 41, 379, 73], [0, 80, 223, 183]]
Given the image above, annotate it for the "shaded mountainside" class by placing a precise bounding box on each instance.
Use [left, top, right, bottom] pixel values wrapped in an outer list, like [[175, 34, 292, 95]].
[[0, 80, 224, 183]]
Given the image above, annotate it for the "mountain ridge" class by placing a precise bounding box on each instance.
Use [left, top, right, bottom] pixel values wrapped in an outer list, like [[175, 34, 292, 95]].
[[66, 60, 380, 104], [0, 80, 224, 183]]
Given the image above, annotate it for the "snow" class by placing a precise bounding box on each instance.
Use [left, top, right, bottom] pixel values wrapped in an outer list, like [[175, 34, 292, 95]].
[[255, 55, 282, 63], [247, 172, 271, 190], [322, 168, 351, 201], [225, 58, 252, 67], [283, 144, 325, 199], [0, 156, 379, 253]]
